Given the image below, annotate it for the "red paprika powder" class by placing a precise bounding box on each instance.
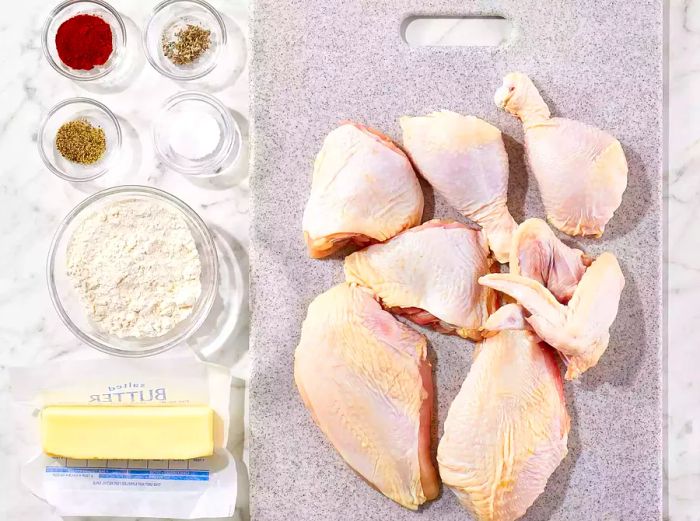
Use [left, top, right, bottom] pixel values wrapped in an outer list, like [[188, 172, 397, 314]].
[[55, 14, 113, 70]]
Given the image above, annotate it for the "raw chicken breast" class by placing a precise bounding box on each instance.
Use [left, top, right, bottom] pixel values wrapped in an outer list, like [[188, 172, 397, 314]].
[[495, 73, 628, 237], [344, 220, 495, 340], [294, 283, 439, 509], [400, 111, 517, 262], [480, 252, 625, 380], [510, 218, 590, 303], [302, 122, 424, 258], [438, 329, 570, 521]]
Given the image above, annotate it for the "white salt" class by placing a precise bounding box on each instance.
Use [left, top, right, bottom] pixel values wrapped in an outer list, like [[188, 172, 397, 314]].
[[166, 110, 221, 160]]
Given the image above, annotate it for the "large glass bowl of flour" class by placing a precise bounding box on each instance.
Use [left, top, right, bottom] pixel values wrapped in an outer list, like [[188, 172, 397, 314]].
[[47, 185, 218, 357]]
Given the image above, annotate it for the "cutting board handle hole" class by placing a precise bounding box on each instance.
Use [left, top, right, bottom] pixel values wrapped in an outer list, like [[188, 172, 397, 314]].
[[402, 16, 512, 47]]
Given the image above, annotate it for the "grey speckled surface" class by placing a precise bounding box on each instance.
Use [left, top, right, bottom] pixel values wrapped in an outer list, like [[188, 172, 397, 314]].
[[249, 1, 663, 520]]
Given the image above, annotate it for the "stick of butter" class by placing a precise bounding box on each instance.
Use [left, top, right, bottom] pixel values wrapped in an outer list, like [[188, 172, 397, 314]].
[[41, 405, 214, 460]]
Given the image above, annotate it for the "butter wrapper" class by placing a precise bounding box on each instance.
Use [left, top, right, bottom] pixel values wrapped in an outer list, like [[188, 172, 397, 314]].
[[11, 355, 237, 519]]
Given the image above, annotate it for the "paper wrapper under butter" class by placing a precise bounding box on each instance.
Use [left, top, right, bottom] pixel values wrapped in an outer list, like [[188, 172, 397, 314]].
[[11, 356, 237, 519]]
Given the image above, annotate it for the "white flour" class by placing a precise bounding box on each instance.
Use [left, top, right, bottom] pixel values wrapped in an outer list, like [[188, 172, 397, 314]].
[[66, 199, 202, 339]]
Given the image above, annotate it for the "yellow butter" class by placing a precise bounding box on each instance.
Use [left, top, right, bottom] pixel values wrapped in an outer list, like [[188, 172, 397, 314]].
[[41, 405, 214, 460]]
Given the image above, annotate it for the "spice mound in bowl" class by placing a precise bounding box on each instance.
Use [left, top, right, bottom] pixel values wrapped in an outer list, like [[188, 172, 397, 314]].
[[42, 0, 127, 81], [144, 0, 226, 80], [162, 23, 211, 66], [55, 14, 113, 71], [55, 119, 107, 165], [48, 186, 219, 357], [38, 97, 121, 182]]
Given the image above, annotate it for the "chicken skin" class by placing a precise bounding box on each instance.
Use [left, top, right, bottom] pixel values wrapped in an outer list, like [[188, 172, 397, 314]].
[[510, 218, 590, 304], [302, 122, 423, 258], [344, 219, 495, 340], [401, 111, 517, 262], [294, 283, 439, 509], [480, 252, 625, 380], [495, 73, 628, 237], [438, 329, 570, 521]]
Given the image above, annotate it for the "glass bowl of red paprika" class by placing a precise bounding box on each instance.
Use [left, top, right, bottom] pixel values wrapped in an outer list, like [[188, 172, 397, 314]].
[[42, 0, 126, 81]]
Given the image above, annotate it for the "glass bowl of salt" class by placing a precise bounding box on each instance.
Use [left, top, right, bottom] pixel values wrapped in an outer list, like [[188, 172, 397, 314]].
[[153, 91, 240, 176]]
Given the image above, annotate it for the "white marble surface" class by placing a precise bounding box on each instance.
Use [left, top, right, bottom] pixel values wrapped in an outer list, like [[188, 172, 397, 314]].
[[0, 1, 697, 520], [668, 1, 700, 519]]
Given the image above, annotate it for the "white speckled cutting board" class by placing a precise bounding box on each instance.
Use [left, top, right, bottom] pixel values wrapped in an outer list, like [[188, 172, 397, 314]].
[[249, 1, 663, 519]]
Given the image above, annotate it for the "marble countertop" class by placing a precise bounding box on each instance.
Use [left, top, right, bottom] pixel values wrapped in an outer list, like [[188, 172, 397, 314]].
[[668, 1, 700, 518], [0, 0, 696, 519]]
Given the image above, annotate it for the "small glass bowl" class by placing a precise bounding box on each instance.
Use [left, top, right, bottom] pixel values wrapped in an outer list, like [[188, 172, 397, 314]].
[[42, 0, 126, 81], [153, 91, 240, 176], [47, 186, 219, 357], [38, 98, 122, 182], [144, 0, 226, 81]]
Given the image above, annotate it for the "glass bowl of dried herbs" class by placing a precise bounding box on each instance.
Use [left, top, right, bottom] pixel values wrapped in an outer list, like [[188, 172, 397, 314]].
[[143, 0, 226, 81], [38, 97, 122, 182]]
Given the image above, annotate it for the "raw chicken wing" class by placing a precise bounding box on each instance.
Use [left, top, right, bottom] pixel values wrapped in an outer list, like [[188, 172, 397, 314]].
[[344, 219, 495, 340], [438, 329, 570, 521], [481, 303, 531, 337], [479, 252, 625, 379], [294, 283, 439, 509], [401, 111, 517, 262], [495, 73, 628, 237], [510, 218, 590, 303], [302, 122, 423, 258]]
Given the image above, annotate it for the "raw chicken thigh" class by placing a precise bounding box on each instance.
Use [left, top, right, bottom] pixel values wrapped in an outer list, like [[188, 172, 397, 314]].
[[401, 111, 517, 262], [294, 283, 439, 509], [480, 252, 625, 380], [438, 329, 570, 521], [344, 219, 495, 340], [302, 122, 423, 258], [494, 73, 628, 237], [510, 218, 590, 303]]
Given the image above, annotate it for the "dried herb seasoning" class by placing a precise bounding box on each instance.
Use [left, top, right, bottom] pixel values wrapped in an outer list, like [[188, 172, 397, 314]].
[[55, 119, 107, 165], [162, 24, 211, 66]]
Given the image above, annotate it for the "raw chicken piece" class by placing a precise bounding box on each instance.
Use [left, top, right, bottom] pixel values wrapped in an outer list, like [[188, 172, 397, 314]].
[[344, 219, 495, 340], [494, 73, 628, 237], [510, 218, 590, 303], [302, 122, 423, 258], [481, 303, 531, 337], [438, 329, 570, 521], [479, 252, 625, 380], [294, 283, 439, 509], [400, 111, 517, 262]]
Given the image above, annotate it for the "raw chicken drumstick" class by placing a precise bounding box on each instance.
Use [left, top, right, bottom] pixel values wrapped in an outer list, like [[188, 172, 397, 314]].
[[294, 283, 439, 510], [438, 328, 570, 521], [302, 122, 423, 258], [510, 218, 591, 303], [495, 73, 628, 237], [401, 111, 517, 263], [479, 252, 625, 380], [344, 219, 495, 340]]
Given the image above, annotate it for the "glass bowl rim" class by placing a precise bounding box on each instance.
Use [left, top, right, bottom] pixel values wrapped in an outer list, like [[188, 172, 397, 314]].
[[142, 0, 228, 81], [153, 90, 241, 176], [41, 0, 127, 82], [46, 184, 219, 358], [37, 96, 123, 182]]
